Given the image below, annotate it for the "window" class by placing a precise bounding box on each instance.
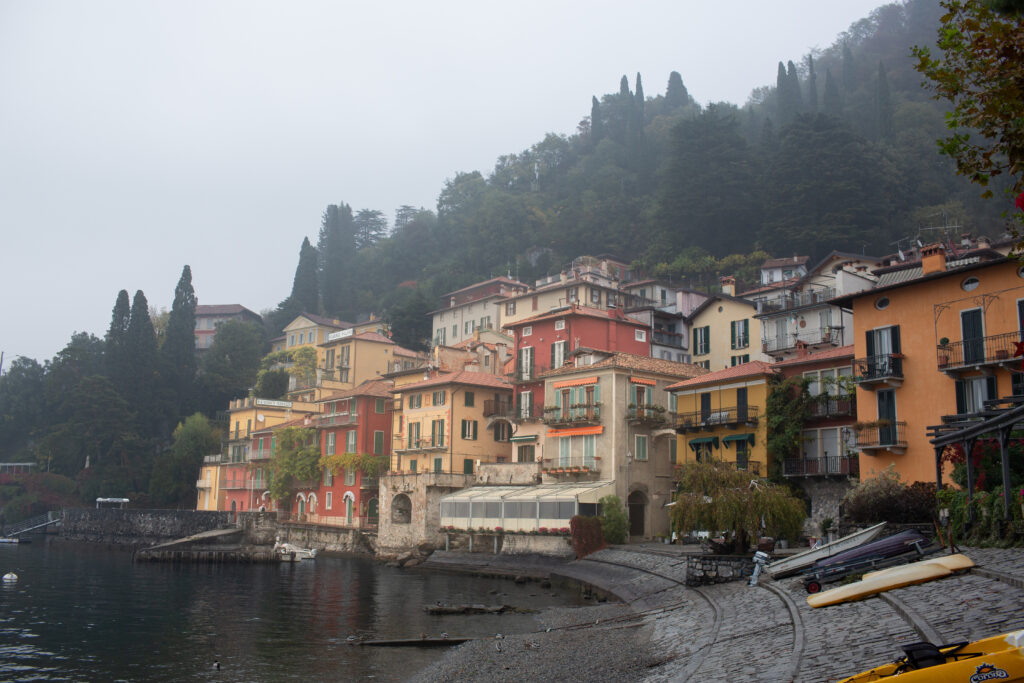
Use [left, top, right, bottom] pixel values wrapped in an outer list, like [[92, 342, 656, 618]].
[[517, 445, 535, 463], [463, 458, 474, 474], [531, 296, 538, 311], [435, 327, 446, 346], [668, 391, 677, 413], [522, 326, 533, 337], [730, 319, 749, 349], [695, 360, 710, 370], [519, 346, 534, 380], [409, 394, 422, 408], [407, 422, 420, 448], [410, 460, 418, 473], [669, 439, 677, 464], [464, 391, 474, 407], [346, 430, 357, 453], [554, 319, 566, 331], [373, 430, 384, 454], [298, 332, 304, 344], [735, 439, 750, 471], [480, 315, 491, 329], [506, 301, 516, 316], [694, 326, 710, 355], [375, 398, 386, 414], [325, 492, 332, 510], [730, 354, 750, 366], [518, 391, 532, 419], [452, 324, 457, 337], [551, 340, 567, 369], [590, 287, 601, 304], [634, 434, 648, 461], [431, 419, 445, 447], [323, 467, 333, 486], [494, 422, 511, 442], [559, 437, 571, 466], [956, 376, 996, 414], [326, 432, 336, 455], [289, 334, 295, 346], [875, 297, 890, 310], [433, 457, 443, 473], [962, 276, 980, 292], [568, 287, 578, 303], [583, 434, 595, 469], [635, 329, 647, 342], [345, 469, 356, 486], [461, 419, 478, 440], [432, 390, 446, 406], [464, 320, 474, 334]]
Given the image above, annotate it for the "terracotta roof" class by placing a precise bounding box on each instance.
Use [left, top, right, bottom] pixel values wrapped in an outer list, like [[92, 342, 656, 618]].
[[195, 304, 260, 317], [762, 255, 810, 269], [738, 277, 803, 297], [771, 345, 855, 368], [667, 361, 775, 390], [443, 276, 529, 298], [298, 312, 353, 329], [833, 253, 1010, 307], [391, 370, 512, 393], [539, 351, 708, 381], [503, 305, 645, 328], [393, 345, 424, 358], [351, 331, 394, 344], [686, 294, 758, 319], [318, 379, 394, 402]]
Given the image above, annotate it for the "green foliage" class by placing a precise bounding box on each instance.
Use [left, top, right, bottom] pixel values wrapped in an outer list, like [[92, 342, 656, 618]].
[[253, 368, 290, 399], [268, 427, 321, 503], [841, 465, 937, 523], [198, 320, 264, 414], [161, 265, 198, 417], [670, 462, 806, 548], [149, 413, 220, 507], [257, 347, 316, 390], [320, 452, 387, 478], [937, 486, 1024, 545], [598, 495, 629, 545], [570, 514, 606, 559], [291, 236, 320, 315], [766, 375, 814, 478]]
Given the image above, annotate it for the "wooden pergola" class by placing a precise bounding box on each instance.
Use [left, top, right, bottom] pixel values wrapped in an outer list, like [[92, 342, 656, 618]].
[[927, 395, 1024, 523]]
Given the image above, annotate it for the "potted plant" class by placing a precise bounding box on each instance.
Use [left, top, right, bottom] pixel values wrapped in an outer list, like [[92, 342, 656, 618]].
[[938, 337, 951, 367]]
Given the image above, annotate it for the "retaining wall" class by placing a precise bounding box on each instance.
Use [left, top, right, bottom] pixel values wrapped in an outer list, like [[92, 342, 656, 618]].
[[61, 508, 235, 546], [685, 554, 755, 586]]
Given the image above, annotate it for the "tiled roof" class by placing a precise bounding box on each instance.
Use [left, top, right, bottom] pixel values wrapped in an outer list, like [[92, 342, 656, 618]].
[[299, 312, 353, 329], [762, 255, 810, 269], [771, 346, 854, 368], [318, 379, 394, 401], [443, 276, 529, 298], [667, 360, 775, 390], [539, 351, 708, 381], [393, 346, 424, 358], [391, 370, 512, 393], [351, 331, 394, 344], [504, 305, 645, 328], [195, 304, 259, 317], [686, 294, 758, 319], [833, 252, 1009, 306], [738, 277, 803, 297]]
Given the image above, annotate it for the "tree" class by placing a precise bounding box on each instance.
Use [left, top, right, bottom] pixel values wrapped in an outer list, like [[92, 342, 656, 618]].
[[387, 286, 432, 350], [598, 494, 629, 544], [590, 96, 604, 143], [198, 320, 263, 415], [253, 368, 290, 399], [823, 68, 843, 118], [912, 0, 1024, 196], [875, 62, 893, 140], [354, 209, 388, 249], [105, 289, 131, 390], [318, 203, 356, 318], [670, 462, 806, 551], [664, 71, 690, 111], [125, 290, 162, 432], [0, 357, 46, 456], [268, 426, 321, 504], [149, 413, 220, 507], [806, 55, 819, 113], [162, 265, 198, 417]]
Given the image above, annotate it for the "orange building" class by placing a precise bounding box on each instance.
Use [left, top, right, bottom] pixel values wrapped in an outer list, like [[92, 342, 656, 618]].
[[835, 245, 1023, 484]]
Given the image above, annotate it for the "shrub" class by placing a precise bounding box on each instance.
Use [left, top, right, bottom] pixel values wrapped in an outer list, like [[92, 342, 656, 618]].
[[842, 466, 936, 524], [598, 495, 629, 544], [570, 515, 606, 558]]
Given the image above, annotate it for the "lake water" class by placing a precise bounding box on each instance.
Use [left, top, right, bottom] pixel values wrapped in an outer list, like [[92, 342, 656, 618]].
[[0, 539, 584, 681]]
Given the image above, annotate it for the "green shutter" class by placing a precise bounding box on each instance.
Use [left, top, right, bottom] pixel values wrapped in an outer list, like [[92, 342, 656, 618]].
[[730, 321, 736, 349]]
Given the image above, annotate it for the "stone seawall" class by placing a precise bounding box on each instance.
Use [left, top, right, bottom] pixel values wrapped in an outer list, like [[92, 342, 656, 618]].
[[61, 509, 235, 546], [684, 554, 755, 586], [277, 522, 375, 554]]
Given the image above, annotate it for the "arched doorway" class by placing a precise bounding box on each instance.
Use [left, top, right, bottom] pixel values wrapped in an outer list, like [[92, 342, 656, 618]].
[[297, 494, 306, 519], [366, 498, 379, 525], [391, 493, 412, 524], [307, 493, 318, 515], [628, 490, 647, 537], [343, 492, 355, 525]]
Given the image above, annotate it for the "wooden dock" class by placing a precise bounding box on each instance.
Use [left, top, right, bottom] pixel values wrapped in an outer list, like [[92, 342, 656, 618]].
[[357, 637, 472, 647]]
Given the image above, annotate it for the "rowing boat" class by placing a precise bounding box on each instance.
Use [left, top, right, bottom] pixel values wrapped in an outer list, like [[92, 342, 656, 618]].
[[766, 522, 886, 578]]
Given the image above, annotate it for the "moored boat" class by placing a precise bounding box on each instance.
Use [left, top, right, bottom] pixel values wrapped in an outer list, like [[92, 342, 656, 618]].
[[273, 541, 318, 561], [766, 522, 886, 578]]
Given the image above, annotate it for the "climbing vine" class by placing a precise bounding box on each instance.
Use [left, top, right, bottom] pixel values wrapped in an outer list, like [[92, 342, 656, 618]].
[[765, 375, 814, 480], [320, 452, 388, 478], [268, 426, 321, 502]]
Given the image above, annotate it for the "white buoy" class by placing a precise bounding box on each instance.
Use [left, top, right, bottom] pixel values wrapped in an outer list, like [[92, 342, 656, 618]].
[[2, 572, 17, 582]]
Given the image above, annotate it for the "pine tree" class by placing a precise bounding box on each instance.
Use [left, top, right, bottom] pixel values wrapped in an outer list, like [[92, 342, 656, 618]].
[[665, 71, 689, 111], [806, 55, 818, 113], [353, 209, 388, 249], [590, 96, 604, 143], [162, 265, 197, 417], [823, 68, 842, 118], [875, 61, 893, 140], [291, 236, 320, 315], [126, 290, 160, 432], [105, 289, 131, 390], [319, 204, 356, 318]]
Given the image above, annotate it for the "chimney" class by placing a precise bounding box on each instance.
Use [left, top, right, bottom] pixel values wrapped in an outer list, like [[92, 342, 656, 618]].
[[921, 243, 947, 275], [560, 270, 568, 284], [720, 275, 736, 297]]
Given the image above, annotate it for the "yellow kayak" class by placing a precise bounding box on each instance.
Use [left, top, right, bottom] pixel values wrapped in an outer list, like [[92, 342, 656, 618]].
[[838, 629, 1024, 682], [808, 554, 975, 609]]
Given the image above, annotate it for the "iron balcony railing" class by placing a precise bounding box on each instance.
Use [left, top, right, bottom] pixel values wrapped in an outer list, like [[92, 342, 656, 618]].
[[627, 405, 669, 426], [756, 287, 836, 314], [783, 455, 860, 477], [483, 399, 540, 420], [853, 421, 908, 450], [652, 330, 685, 348], [808, 395, 856, 419], [541, 456, 599, 473], [676, 406, 760, 431], [763, 327, 843, 353], [317, 413, 358, 427], [393, 438, 446, 453], [542, 404, 602, 427], [853, 353, 903, 384], [507, 365, 552, 382], [937, 331, 1021, 371]]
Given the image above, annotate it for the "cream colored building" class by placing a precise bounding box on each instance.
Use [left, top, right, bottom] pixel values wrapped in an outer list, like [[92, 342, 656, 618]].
[[687, 290, 765, 371]]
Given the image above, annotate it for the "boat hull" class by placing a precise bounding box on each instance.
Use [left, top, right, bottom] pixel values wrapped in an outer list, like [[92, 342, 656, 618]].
[[767, 522, 886, 578]]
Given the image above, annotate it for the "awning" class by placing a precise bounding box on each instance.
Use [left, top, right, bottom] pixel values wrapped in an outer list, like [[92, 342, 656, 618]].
[[722, 433, 755, 446], [688, 436, 719, 451], [547, 425, 604, 438], [629, 377, 656, 385], [509, 434, 537, 443], [552, 377, 599, 388]]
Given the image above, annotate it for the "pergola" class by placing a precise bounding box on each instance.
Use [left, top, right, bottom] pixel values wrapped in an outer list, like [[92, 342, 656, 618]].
[[927, 394, 1024, 523]]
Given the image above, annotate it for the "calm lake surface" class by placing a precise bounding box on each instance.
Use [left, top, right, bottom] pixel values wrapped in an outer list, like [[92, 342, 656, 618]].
[[0, 539, 585, 681]]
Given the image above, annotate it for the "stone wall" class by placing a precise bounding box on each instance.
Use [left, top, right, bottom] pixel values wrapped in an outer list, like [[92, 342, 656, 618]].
[[376, 472, 475, 554], [277, 522, 376, 554], [61, 509, 234, 546], [685, 554, 754, 586], [475, 462, 541, 486], [500, 533, 573, 558], [798, 477, 856, 538]]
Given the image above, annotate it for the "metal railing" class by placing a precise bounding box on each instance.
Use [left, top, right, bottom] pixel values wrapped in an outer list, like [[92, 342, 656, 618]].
[[482, 399, 513, 417], [652, 330, 685, 348], [783, 455, 860, 477], [627, 405, 668, 426], [763, 327, 843, 353], [541, 456, 598, 472], [808, 395, 856, 419], [676, 406, 760, 431], [756, 287, 836, 313], [317, 413, 358, 427], [393, 437, 446, 453], [542, 404, 602, 426], [853, 354, 903, 384], [937, 331, 1021, 371], [853, 421, 908, 449], [726, 460, 761, 476], [507, 365, 552, 382]]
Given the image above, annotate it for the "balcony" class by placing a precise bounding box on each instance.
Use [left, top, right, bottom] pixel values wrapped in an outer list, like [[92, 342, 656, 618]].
[[937, 331, 1022, 374], [484, 399, 541, 422], [483, 399, 514, 418], [853, 421, 908, 454], [541, 456, 599, 474], [763, 327, 843, 354], [317, 412, 358, 427], [541, 404, 602, 427], [853, 353, 904, 388], [676, 406, 760, 432], [680, 460, 762, 478], [783, 455, 860, 477], [507, 365, 552, 383], [807, 395, 856, 420], [652, 330, 685, 349], [393, 438, 447, 454], [627, 404, 669, 428], [360, 476, 379, 490], [195, 479, 210, 489], [756, 287, 836, 314], [248, 448, 273, 462], [221, 479, 250, 490]]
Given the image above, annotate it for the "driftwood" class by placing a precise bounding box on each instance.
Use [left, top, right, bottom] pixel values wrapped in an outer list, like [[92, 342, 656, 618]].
[[423, 603, 536, 615]]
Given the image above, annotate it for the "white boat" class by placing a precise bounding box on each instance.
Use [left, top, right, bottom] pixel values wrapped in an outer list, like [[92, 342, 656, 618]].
[[766, 522, 887, 578], [274, 541, 318, 561]]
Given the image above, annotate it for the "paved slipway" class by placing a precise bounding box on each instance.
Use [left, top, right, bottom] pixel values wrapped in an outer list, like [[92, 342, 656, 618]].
[[414, 545, 1024, 682]]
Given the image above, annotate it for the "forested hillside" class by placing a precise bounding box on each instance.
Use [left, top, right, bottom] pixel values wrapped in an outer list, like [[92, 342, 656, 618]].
[[266, 0, 1014, 346]]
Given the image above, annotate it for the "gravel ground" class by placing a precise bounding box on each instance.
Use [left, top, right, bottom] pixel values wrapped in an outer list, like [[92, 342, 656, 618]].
[[408, 602, 656, 682]]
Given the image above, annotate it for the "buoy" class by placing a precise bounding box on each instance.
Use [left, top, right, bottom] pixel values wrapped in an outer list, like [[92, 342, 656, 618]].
[[3, 572, 17, 582]]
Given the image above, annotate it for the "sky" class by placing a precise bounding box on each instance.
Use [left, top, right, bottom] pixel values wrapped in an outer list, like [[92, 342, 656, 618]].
[[0, 0, 893, 366]]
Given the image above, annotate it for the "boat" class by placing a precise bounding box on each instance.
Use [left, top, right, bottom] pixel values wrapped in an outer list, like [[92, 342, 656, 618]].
[[807, 553, 974, 608], [801, 529, 934, 593], [766, 522, 886, 578], [811, 529, 929, 570], [837, 629, 1024, 682], [273, 541, 318, 562]]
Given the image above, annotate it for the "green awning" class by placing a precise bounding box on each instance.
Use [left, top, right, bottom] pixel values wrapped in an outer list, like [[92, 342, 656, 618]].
[[509, 434, 537, 443], [722, 433, 755, 446], [688, 436, 719, 451]]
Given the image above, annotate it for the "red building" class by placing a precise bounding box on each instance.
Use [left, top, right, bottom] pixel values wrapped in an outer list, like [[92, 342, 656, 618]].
[[296, 379, 393, 527], [222, 414, 312, 516], [502, 304, 652, 418]]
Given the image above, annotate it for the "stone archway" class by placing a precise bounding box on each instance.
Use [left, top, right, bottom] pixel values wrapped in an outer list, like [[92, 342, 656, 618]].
[[391, 493, 412, 524], [628, 490, 648, 537]]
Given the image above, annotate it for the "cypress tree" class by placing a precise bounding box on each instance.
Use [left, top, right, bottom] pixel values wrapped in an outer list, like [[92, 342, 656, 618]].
[[634, 72, 645, 123], [823, 68, 842, 118], [619, 75, 631, 98], [776, 62, 791, 123], [105, 289, 131, 390], [665, 71, 689, 111], [786, 61, 802, 113], [590, 96, 604, 143], [875, 61, 893, 140], [291, 236, 320, 315], [126, 289, 160, 431], [842, 44, 855, 94], [806, 55, 818, 113], [319, 205, 356, 318], [162, 265, 198, 416]]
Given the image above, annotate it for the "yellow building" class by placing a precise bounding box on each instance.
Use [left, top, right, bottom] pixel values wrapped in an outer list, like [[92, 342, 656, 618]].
[[318, 330, 426, 392], [687, 291, 765, 372], [195, 455, 224, 510], [390, 371, 514, 474], [668, 361, 774, 476]]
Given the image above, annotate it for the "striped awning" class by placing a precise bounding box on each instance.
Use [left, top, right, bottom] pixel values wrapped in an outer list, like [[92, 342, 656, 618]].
[[509, 434, 537, 443], [547, 425, 604, 437], [552, 377, 599, 388], [629, 377, 656, 385]]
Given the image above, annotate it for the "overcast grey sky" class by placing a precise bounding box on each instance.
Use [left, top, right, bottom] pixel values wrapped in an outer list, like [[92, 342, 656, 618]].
[[0, 0, 892, 365]]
